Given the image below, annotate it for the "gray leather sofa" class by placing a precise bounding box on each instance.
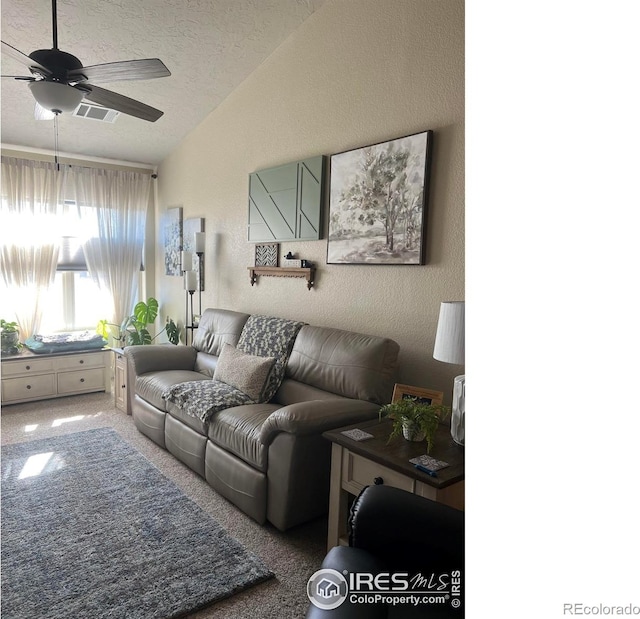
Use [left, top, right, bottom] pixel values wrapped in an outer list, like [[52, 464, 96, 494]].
[[125, 308, 400, 531]]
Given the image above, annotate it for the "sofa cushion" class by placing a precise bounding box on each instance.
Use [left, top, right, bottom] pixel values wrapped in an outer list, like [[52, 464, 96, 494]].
[[136, 370, 210, 412], [167, 401, 209, 436], [193, 351, 218, 378], [286, 325, 400, 405], [193, 308, 250, 357], [213, 343, 276, 402], [208, 403, 280, 471]]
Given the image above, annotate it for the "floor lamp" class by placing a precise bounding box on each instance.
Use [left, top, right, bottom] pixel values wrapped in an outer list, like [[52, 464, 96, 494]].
[[194, 232, 205, 319], [433, 301, 465, 445], [183, 270, 197, 345]]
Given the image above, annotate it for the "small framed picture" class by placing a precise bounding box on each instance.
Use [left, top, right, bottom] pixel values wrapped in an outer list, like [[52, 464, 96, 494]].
[[254, 243, 279, 266], [391, 383, 444, 406]]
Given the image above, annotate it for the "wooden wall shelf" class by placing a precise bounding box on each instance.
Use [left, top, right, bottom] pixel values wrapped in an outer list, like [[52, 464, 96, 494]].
[[248, 266, 315, 290]]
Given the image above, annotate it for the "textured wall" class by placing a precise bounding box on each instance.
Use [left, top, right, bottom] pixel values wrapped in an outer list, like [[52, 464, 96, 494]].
[[156, 0, 465, 401]]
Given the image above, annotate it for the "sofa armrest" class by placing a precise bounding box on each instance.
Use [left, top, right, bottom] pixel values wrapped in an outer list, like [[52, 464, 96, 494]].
[[259, 399, 380, 445], [125, 344, 197, 376], [349, 485, 464, 573]]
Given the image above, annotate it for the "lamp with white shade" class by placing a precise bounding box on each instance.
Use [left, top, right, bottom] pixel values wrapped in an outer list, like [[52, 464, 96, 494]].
[[433, 301, 465, 445]]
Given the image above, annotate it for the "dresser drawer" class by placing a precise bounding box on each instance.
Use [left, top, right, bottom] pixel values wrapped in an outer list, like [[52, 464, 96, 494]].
[[55, 353, 105, 371], [2, 374, 57, 402], [57, 368, 106, 394], [341, 450, 415, 495], [1, 358, 54, 377]]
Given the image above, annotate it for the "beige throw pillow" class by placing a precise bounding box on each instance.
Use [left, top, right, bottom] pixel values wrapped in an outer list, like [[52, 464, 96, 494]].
[[213, 343, 276, 402]]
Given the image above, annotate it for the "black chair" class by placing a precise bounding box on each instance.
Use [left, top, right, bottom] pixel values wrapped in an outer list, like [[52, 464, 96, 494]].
[[306, 485, 464, 619]]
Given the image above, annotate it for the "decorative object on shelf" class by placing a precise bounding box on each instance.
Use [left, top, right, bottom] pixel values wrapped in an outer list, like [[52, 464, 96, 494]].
[[97, 298, 179, 346], [255, 243, 279, 266], [184, 218, 205, 293], [164, 206, 183, 276], [378, 395, 449, 452], [433, 301, 465, 446], [247, 266, 315, 290], [1, 319, 21, 354], [327, 130, 433, 265], [248, 156, 326, 242], [282, 251, 302, 268]]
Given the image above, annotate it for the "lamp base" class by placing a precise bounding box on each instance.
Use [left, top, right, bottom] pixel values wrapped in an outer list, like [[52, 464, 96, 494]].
[[451, 374, 465, 446]]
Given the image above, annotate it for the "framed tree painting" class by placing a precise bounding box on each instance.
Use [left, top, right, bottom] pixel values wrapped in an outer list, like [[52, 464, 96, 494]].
[[327, 130, 433, 265], [164, 206, 183, 276]]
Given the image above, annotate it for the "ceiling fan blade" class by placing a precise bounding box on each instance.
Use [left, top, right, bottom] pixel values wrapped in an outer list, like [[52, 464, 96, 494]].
[[68, 58, 171, 84], [1, 75, 37, 80], [83, 84, 164, 122], [1, 41, 52, 76]]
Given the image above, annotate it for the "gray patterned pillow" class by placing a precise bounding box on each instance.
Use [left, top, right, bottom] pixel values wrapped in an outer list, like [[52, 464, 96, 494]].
[[213, 343, 276, 402]]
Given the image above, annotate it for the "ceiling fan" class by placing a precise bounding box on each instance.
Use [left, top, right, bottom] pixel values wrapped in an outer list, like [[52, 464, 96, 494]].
[[1, 0, 171, 122]]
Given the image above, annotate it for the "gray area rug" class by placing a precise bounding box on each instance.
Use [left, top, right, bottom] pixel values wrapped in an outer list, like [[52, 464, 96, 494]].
[[1, 428, 274, 619]]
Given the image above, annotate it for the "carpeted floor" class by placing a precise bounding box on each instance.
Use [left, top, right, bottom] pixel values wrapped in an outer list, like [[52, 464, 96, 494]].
[[2, 428, 274, 619], [0, 392, 327, 618]]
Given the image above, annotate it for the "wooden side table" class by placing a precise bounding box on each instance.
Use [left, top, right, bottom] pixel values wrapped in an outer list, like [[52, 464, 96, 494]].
[[112, 348, 129, 414], [323, 419, 464, 550]]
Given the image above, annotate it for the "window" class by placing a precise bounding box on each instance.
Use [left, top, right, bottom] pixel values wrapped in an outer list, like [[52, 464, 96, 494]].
[[0, 203, 112, 334]]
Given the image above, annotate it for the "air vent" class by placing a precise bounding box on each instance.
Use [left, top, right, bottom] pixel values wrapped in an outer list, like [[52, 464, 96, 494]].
[[72, 103, 120, 123]]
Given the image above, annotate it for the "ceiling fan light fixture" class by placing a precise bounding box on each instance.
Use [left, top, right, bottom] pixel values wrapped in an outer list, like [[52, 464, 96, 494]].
[[28, 81, 83, 114]]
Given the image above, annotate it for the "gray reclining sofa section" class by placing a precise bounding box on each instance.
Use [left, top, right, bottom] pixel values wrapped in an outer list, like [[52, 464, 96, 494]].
[[126, 308, 400, 531]]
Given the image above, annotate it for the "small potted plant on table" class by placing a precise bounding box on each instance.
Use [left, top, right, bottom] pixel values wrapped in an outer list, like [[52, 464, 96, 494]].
[[379, 397, 450, 453], [1, 319, 21, 355]]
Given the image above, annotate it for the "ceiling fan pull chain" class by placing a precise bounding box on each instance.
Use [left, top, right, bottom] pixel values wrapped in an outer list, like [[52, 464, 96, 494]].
[[54, 114, 60, 171]]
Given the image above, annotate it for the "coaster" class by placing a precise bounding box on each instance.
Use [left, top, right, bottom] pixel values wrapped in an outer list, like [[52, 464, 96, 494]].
[[341, 429, 374, 441], [409, 454, 449, 471]]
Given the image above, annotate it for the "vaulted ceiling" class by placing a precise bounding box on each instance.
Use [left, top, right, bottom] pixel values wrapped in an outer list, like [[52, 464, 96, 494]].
[[1, 0, 325, 165]]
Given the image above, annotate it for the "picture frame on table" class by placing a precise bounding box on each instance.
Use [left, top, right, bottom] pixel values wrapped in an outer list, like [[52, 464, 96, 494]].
[[327, 130, 433, 265], [391, 383, 444, 406]]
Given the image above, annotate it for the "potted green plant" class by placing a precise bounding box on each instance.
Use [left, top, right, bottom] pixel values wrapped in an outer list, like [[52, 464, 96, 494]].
[[97, 297, 180, 346], [378, 397, 450, 453], [1, 319, 21, 354]]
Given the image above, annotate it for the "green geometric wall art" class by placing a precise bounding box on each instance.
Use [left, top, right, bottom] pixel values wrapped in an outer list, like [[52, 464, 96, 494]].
[[248, 155, 325, 242]]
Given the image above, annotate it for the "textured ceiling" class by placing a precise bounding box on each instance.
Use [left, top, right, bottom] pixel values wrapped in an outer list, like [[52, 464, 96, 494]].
[[0, 0, 325, 165]]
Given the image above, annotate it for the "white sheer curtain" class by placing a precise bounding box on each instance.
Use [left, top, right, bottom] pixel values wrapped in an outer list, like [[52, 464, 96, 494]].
[[0, 157, 63, 339], [64, 166, 150, 325]]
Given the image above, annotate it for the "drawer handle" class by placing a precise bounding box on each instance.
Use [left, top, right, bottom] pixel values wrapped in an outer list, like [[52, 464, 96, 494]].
[[25, 365, 31, 370], [79, 360, 84, 364], [121, 384, 126, 389], [80, 378, 85, 383], [26, 384, 32, 390], [373, 476, 384, 485]]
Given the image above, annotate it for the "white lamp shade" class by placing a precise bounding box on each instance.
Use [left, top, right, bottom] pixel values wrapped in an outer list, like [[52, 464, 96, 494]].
[[29, 81, 84, 114], [194, 232, 205, 254], [184, 270, 197, 292], [433, 301, 465, 365], [180, 251, 193, 270]]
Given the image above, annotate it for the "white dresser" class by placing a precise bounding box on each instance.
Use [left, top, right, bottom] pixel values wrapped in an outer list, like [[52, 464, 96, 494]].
[[1, 350, 109, 405]]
